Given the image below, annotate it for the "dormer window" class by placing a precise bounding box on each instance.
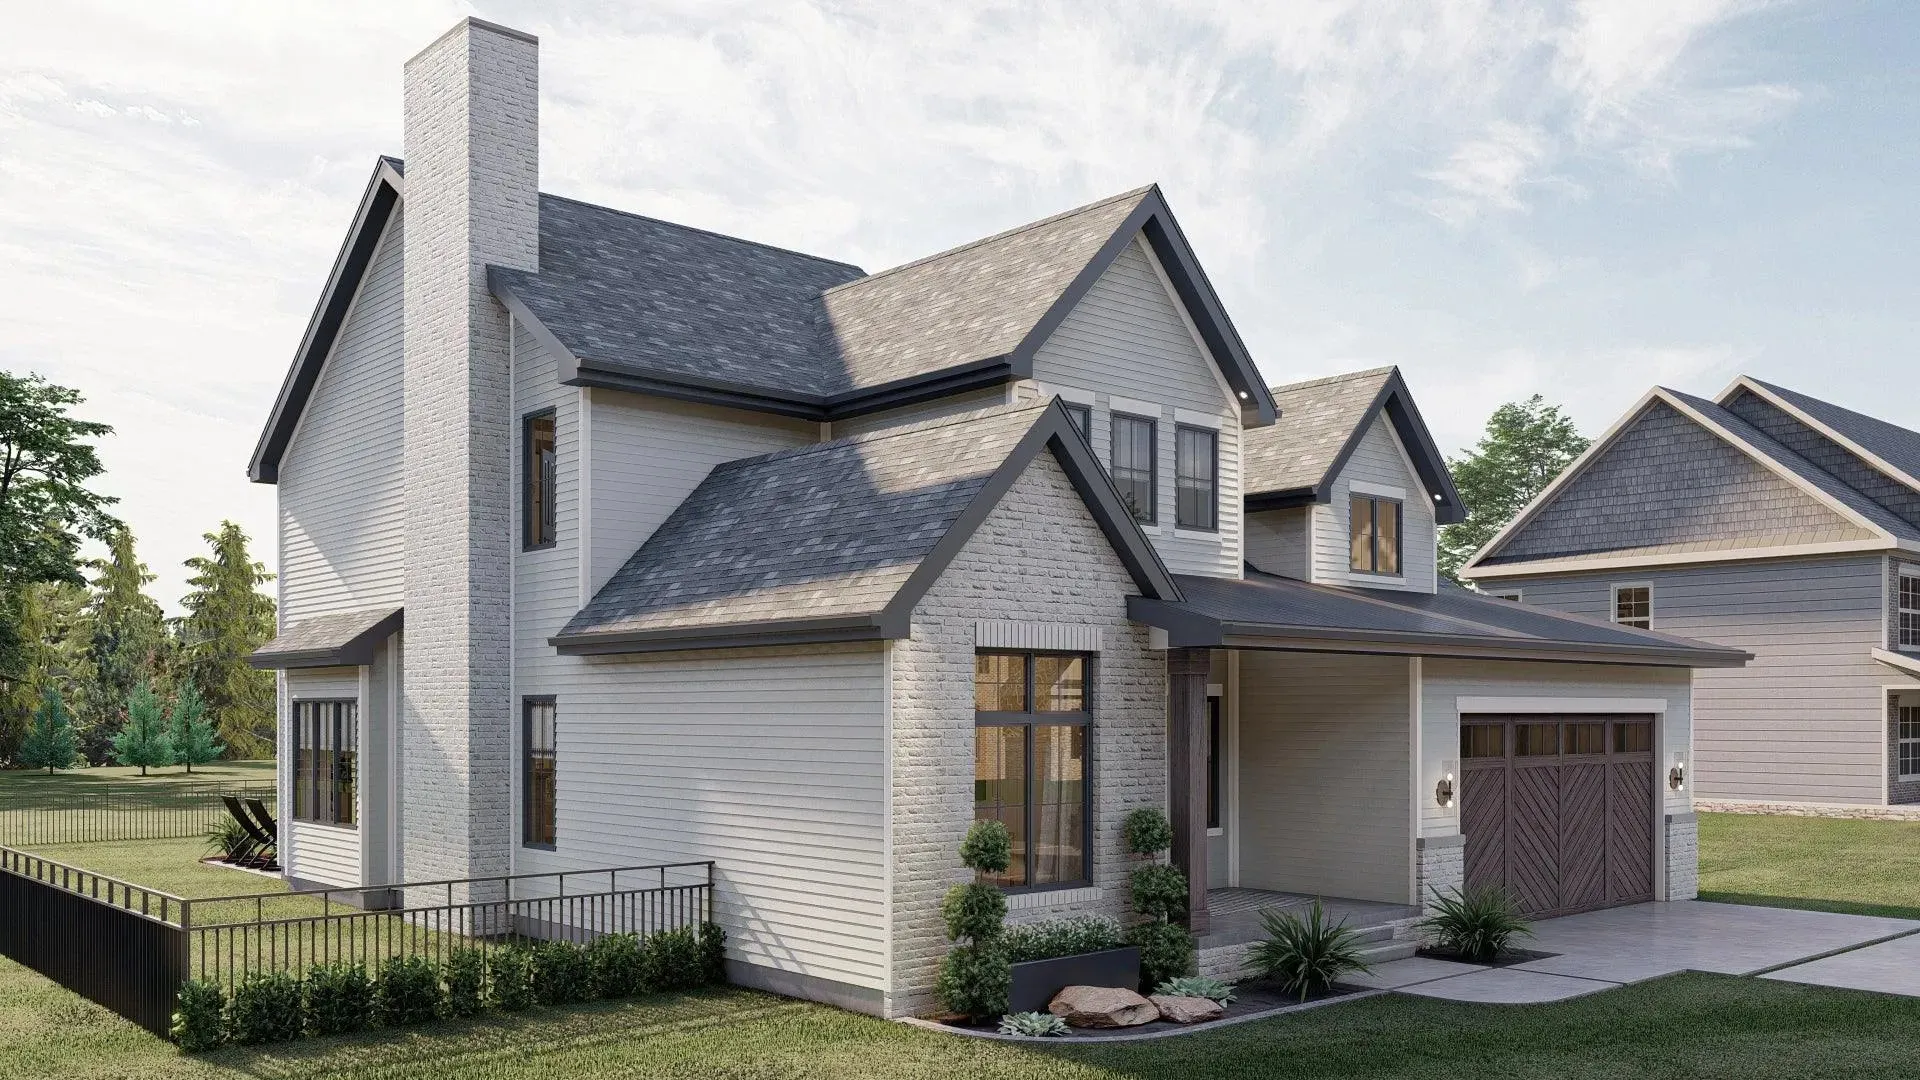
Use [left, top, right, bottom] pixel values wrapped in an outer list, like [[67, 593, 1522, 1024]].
[[1348, 494, 1401, 576], [523, 410, 557, 550]]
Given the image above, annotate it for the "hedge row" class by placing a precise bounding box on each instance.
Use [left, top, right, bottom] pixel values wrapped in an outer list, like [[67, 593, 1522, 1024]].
[[171, 923, 726, 1051]]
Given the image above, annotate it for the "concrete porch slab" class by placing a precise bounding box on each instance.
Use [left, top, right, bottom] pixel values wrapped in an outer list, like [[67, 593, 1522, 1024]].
[[1760, 931, 1920, 997], [1395, 967, 1617, 1004], [1341, 956, 1486, 990]]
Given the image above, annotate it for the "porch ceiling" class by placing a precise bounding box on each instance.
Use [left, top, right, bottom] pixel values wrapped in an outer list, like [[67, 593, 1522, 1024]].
[[1129, 571, 1751, 668]]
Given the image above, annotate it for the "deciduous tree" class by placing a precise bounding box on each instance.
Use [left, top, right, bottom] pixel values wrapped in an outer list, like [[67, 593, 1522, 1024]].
[[1438, 396, 1590, 585]]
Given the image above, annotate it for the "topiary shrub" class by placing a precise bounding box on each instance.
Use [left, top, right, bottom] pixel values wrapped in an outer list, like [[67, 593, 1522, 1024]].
[[531, 940, 593, 1005], [302, 962, 372, 1037], [1128, 864, 1189, 923], [959, 818, 1012, 874], [938, 820, 1015, 1021], [1246, 900, 1371, 1001], [229, 971, 303, 1045], [1122, 807, 1174, 857], [444, 948, 487, 1018], [586, 933, 648, 999], [374, 955, 444, 1026], [699, 922, 728, 986], [1131, 920, 1195, 988], [488, 946, 536, 1011], [941, 881, 1008, 943], [171, 979, 227, 1052], [937, 939, 1010, 1021], [646, 926, 709, 992]]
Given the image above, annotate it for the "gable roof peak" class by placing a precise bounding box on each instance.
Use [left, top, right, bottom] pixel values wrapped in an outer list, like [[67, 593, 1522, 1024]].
[[1267, 365, 1397, 396]]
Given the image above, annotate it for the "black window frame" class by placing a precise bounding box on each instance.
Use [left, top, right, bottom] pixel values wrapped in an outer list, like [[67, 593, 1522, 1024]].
[[1347, 494, 1403, 576], [291, 699, 357, 827], [973, 650, 1095, 893], [1175, 424, 1219, 532], [1110, 412, 1158, 526], [522, 409, 557, 552], [523, 696, 557, 850], [1061, 401, 1093, 442], [1206, 695, 1222, 831]]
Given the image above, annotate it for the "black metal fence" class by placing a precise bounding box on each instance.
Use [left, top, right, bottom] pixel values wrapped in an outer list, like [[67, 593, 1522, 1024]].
[[0, 780, 277, 847]]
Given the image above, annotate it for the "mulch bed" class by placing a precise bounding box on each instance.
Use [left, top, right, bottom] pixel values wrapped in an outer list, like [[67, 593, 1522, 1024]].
[[1416, 946, 1558, 969], [930, 982, 1365, 1040]]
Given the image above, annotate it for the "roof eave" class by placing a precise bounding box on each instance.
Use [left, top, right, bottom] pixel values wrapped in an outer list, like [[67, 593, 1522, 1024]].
[[248, 608, 404, 670], [550, 613, 903, 656]]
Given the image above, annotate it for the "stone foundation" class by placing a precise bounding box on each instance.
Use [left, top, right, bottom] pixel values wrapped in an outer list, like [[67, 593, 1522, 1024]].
[[1695, 799, 1920, 821], [1663, 813, 1698, 901], [1414, 835, 1464, 912]]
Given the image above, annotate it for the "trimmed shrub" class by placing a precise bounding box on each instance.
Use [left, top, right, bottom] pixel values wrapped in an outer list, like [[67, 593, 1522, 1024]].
[[171, 979, 227, 1052], [488, 946, 537, 1012], [444, 948, 487, 1018], [1130, 921, 1195, 989], [958, 819, 1012, 875], [1128, 864, 1189, 923], [1418, 885, 1533, 962], [1121, 807, 1174, 857], [374, 955, 444, 1026], [1002, 916, 1128, 964], [531, 940, 593, 1006], [647, 926, 709, 992], [229, 971, 303, 1045], [937, 941, 1010, 1021], [1245, 900, 1371, 1001], [941, 882, 1008, 943], [699, 922, 728, 985], [586, 933, 649, 999], [302, 962, 372, 1036]]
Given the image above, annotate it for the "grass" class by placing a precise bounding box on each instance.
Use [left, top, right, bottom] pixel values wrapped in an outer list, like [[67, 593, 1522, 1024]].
[[1698, 811, 1920, 920], [0, 759, 275, 796]]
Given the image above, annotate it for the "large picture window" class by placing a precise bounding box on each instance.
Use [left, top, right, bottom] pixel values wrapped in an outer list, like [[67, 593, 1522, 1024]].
[[1348, 494, 1401, 575], [1175, 425, 1218, 531], [974, 651, 1091, 889], [292, 700, 357, 826], [1110, 413, 1157, 525], [523, 411, 557, 550], [524, 698, 557, 848]]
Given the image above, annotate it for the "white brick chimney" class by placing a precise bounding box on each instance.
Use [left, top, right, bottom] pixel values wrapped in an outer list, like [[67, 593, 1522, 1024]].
[[400, 17, 538, 893]]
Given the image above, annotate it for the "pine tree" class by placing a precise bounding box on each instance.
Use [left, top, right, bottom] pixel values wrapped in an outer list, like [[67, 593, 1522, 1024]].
[[166, 683, 222, 773], [18, 686, 78, 773], [177, 521, 275, 759], [78, 528, 172, 764], [110, 682, 174, 776]]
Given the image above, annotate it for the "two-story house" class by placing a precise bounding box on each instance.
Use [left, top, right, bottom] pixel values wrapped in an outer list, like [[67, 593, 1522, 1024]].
[[246, 17, 1746, 1018], [1463, 378, 1920, 812]]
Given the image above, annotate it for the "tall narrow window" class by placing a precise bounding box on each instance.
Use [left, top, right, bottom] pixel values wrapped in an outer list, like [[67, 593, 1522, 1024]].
[[292, 701, 357, 826], [1206, 696, 1222, 831], [1110, 414, 1157, 524], [1613, 585, 1652, 629], [1899, 704, 1920, 781], [1175, 425, 1218, 531], [974, 651, 1092, 889], [1061, 401, 1092, 442], [524, 698, 557, 848], [523, 411, 557, 550], [1348, 495, 1402, 575], [1900, 574, 1920, 650]]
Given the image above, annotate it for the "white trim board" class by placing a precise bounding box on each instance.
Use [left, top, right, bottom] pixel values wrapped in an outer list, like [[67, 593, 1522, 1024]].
[[1456, 696, 1670, 715], [1871, 648, 1920, 679], [1108, 394, 1164, 420], [1349, 480, 1407, 500], [1464, 538, 1894, 580]]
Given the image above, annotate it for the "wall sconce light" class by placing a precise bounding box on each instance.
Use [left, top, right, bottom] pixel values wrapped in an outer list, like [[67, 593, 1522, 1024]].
[[1435, 759, 1456, 809], [1668, 754, 1686, 792]]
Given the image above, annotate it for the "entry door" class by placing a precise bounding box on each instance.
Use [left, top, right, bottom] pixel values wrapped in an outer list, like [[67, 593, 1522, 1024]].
[[1459, 715, 1655, 917]]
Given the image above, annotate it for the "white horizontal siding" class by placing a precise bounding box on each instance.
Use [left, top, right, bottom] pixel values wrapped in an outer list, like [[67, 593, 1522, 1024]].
[[286, 668, 359, 700], [1311, 415, 1437, 592], [830, 387, 1006, 439], [279, 211, 406, 622], [512, 323, 581, 692], [289, 822, 361, 889], [1236, 651, 1412, 904], [1030, 236, 1241, 578], [1244, 507, 1310, 579], [1499, 556, 1906, 805]]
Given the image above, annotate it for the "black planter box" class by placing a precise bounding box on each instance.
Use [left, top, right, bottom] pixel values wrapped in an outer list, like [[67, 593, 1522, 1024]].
[[1007, 946, 1143, 1014]]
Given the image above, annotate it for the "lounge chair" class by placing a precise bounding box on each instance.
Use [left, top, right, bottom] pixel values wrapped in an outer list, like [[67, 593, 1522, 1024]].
[[222, 796, 278, 871]]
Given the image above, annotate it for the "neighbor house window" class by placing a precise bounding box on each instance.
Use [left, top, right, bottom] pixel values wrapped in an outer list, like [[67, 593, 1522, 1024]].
[[1484, 590, 1523, 603], [1900, 574, 1920, 650], [1613, 584, 1652, 629], [523, 411, 557, 550], [1175, 425, 1218, 531], [1061, 401, 1092, 442], [1111, 413, 1157, 524], [1348, 495, 1401, 575], [974, 651, 1091, 889], [292, 701, 357, 827], [1899, 704, 1920, 781], [524, 698, 557, 848]]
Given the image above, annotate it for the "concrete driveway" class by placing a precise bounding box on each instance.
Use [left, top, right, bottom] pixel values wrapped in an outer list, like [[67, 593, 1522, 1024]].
[[1351, 901, 1920, 1004]]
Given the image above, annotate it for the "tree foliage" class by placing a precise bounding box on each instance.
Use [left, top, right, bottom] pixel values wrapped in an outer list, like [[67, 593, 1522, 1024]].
[[78, 528, 173, 763], [0, 371, 119, 589], [1437, 396, 1591, 584], [19, 687, 79, 773], [167, 683, 223, 772], [177, 521, 275, 758], [110, 682, 174, 776]]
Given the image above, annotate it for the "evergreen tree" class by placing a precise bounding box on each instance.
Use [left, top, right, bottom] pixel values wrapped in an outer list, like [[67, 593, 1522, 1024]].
[[166, 683, 222, 773], [1437, 396, 1591, 584], [1, 581, 87, 764], [110, 683, 173, 776], [177, 521, 275, 759], [77, 528, 172, 764], [18, 686, 78, 773]]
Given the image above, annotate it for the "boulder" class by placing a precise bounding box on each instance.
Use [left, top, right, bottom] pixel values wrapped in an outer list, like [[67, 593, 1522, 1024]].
[[1047, 985, 1159, 1028], [1149, 994, 1225, 1024]]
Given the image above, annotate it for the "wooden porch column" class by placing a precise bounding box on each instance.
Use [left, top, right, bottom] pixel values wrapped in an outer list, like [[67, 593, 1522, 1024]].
[[1167, 647, 1210, 934]]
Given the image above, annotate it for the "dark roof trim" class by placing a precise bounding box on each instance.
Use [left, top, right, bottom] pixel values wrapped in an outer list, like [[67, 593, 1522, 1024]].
[[248, 608, 404, 670], [1125, 596, 1749, 668], [554, 614, 901, 656], [250, 157, 405, 484], [1247, 368, 1467, 524]]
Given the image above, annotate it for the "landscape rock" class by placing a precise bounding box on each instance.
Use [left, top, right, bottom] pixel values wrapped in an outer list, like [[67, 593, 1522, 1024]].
[[1149, 994, 1225, 1024], [1047, 985, 1159, 1028]]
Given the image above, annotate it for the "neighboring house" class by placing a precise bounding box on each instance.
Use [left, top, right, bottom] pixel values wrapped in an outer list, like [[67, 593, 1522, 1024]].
[[246, 18, 1746, 1019], [1462, 376, 1920, 810]]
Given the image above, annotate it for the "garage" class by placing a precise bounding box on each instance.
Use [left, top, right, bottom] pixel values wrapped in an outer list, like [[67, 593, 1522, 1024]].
[[1459, 714, 1656, 917]]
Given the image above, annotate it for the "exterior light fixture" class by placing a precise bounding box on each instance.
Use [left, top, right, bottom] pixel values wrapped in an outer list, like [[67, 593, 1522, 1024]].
[[1435, 760, 1456, 808], [1668, 754, 1686, 792], [1237, 390, 1249, 400]]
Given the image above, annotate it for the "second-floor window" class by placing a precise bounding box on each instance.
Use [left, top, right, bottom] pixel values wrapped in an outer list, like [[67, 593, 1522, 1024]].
[[524, 411, 557, 550], [1900, 573, 1920, 650], [1111, 413, 1157, 524], [1061, 402, 1092, 442], [1348, 495, 1401, 575], [1175, 425, 1218, 531], [1613, 584, 1652, 629], [292, 700, 356, 827]]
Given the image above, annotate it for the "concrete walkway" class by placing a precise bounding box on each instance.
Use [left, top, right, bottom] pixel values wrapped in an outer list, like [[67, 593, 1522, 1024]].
[[1361, 901, 1920, 1004]]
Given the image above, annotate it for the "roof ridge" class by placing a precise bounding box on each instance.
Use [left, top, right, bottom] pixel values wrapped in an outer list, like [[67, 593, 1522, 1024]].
[[1268, 366, 1396, 396], [820, 185, 1156, 297], [710, 400, 1052, 474], [1746, 376, 1920, 441], [536, 191, 866, 274]]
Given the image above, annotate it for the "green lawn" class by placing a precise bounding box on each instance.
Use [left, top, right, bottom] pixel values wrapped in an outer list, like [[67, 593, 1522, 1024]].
[[1698, 811, 1920, 920], [0, 760, 275, 796]]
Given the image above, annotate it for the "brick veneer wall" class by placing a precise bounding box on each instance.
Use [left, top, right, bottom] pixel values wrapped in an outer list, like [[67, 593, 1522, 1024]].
[[1664, 814, 1698, 900], [886, 451, 1165, 1017], [1413, 836, 1464, 913]]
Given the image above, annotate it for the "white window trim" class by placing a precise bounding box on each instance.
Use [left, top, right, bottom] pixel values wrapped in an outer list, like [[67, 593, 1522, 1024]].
[[1174, 407, 1224, 430], [1109, 395, 1163, 420], [1611, 581, 1654, 628], [1033, 382, 1096, 407], [1456, 696, 1670, 715], [1897, 696, 1920, 783], [1349, 479, 1407, 500], [1898, 566, 1920, 651]]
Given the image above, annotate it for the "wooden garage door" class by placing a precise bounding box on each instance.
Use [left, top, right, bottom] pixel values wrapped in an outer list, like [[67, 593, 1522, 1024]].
[[1459, 715, 1655, 918]]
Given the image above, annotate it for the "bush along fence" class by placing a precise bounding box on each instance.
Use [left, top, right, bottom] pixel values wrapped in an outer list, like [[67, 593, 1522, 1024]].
[[0, 845, 714, 1043], [0, 780, 276, 847]]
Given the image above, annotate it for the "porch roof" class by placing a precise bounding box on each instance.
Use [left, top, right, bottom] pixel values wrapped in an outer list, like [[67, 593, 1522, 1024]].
[[1128, 571, 1751, 668], [249, 606, 402, 670]]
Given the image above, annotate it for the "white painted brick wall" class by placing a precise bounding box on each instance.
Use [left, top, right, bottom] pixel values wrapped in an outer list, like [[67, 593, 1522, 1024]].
[[399, 19, 539, 900], [887, 451, 1166, 1017], [1664, 816, 1699, 901], [1414, 839, 1464, 914]]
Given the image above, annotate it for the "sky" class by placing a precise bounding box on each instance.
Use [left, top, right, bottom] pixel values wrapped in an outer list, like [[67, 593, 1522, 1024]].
[[3, 0, 1916, 612]]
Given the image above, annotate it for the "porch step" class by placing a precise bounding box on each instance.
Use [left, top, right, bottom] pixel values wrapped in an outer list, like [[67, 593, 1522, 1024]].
[[1355, 938, 1419, 965]]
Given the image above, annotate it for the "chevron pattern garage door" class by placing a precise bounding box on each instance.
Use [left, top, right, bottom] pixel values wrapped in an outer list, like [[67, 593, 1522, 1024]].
[[1459, 716, 1656, 918]]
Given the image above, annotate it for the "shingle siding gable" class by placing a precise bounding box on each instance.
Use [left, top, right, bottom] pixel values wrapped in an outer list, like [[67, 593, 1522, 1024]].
[[1723, 388, 1920, 530]]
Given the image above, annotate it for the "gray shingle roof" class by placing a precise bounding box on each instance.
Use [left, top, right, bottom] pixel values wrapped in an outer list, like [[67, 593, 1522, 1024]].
[[1243, 367, 1395, 495], [1745, 377, 1920, 487], [250, 607, 402, 669]]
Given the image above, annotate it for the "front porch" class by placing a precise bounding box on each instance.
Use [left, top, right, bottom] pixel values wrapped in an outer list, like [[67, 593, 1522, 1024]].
[[1197, 888, 1423, 979]]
